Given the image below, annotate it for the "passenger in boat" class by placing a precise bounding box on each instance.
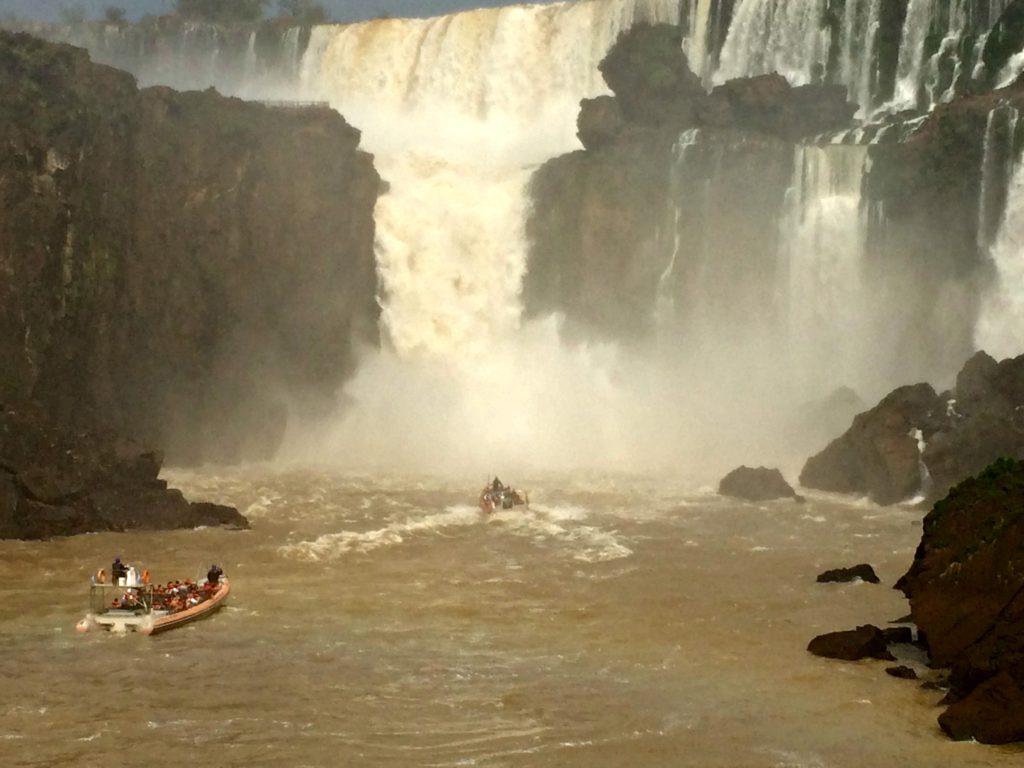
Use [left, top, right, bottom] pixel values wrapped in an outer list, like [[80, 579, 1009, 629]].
[[207, 564, 223, 586], [111, 556, 127, 584], [491, 477, 504, 493], [93, 568, 106, 584]]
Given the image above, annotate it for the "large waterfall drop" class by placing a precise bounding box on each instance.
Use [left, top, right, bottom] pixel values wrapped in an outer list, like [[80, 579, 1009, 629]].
[[286, 0, 692, 472]]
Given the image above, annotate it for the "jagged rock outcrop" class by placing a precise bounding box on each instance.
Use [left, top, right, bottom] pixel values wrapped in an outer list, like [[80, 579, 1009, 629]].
[[895, 457, 1024, 744], [799, 383, 945, 505], [0, 31, 380, 464], [700, 74, 856, 141], [532, 23, 856, 342], [0, 401, 248, 539], [800, 351, 1024, 505], [576, 25, 858, 152], [718, 466, 800, 502]]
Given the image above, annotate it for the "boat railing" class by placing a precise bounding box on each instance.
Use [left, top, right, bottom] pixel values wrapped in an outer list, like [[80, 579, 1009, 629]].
[[89, 582, 155, 614]]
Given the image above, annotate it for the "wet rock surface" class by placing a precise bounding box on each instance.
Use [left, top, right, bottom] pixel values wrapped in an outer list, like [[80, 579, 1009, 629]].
[[896, 458, 1024, 743], [0, 31, 380, 465]]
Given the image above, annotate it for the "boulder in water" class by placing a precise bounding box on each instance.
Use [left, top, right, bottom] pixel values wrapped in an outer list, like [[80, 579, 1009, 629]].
[[807, 624, 896, 661], [718, 466, 800, 502], [816, 564, 880, 584], [886, 665, 919, 680]]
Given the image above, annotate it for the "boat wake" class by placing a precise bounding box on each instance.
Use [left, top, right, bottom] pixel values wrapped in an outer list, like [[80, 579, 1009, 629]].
[[280, 506, 483, 560], [279, 502, 632, 563]]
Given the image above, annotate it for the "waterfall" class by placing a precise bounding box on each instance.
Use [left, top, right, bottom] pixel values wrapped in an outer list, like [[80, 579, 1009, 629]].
[[976, 142, 1024, 360], [683, 0, 714, 82], [781, 144, 872, 398], [908, 427, 933, 503], [977, 104, 1020, 253], [838, 0, 883, 116], [298, 0, 682, 357], [891, 0, 934, 111], [714, 0, 831, 88], [656, 128, 702, 329], [284, 0, 698, 470]]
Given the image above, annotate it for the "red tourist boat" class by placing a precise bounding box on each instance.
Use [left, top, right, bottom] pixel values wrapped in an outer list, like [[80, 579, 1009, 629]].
[[75, 568, 230, 635], [479, 477, 529, 512]]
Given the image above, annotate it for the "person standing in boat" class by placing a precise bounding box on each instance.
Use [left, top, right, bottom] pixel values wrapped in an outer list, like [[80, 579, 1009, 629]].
[[111, 556, 127, 584], [207, 563, 223, 586]]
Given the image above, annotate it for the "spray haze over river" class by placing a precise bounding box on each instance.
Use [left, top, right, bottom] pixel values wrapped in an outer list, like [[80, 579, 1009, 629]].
[[7, 0, 1024, 764]]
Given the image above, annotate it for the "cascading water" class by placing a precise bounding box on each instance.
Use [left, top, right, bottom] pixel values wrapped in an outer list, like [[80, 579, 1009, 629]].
[[714, 0, 831, 89], [780, 145, 873, 400], [837, 0, 883, 117], [683, 0, 715, 82], [976, 122, 1024, 360], [977, 103, 1020, 253]]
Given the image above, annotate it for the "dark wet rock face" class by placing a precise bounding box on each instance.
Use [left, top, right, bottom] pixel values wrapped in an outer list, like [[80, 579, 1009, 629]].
[[807, 625, 896, 662], [816, 564, 880, 584], [0, 31, 375, 536], [0, 402, 248, 539], [800, 351, 1024, 505], [718, 466, 799, 501], [0, 31, 380, 465], [897, 458, 1024, 743]]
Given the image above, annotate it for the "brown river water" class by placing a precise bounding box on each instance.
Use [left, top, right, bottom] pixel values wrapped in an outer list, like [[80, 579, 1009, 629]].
[[2, 466, 1022, 767]]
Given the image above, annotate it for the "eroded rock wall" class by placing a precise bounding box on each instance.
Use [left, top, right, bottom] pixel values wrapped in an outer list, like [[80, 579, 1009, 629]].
[[0, 31, 380, 464]]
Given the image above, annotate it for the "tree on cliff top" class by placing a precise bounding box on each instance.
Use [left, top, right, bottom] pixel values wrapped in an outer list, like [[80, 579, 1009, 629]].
[[175, 0, 268, 23]]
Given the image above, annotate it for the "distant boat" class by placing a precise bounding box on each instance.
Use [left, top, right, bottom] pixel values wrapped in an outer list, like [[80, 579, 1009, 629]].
[[75, 575, 230, 635], [479, 479, 529, 512]]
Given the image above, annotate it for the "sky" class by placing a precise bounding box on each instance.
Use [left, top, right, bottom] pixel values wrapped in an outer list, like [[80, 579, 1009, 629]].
[[0, 0, 548, 23]]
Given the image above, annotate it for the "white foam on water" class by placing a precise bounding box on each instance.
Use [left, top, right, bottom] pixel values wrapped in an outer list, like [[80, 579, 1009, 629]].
[[280, 505, 483, 561]]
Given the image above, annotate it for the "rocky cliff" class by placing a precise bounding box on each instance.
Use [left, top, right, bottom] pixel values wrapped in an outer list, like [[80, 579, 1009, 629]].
[[895, 457, 1024, 743], [0, 31, 380, 465], [800, 351, 1024, 505], [0, 401, 248, 539], [526, 23, 855, 342]]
